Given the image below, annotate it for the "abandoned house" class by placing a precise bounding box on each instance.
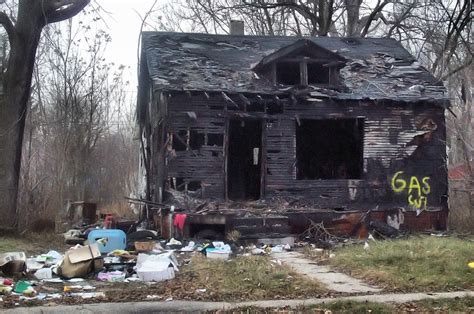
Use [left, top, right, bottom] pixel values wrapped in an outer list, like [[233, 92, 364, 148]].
[[137, 30, 450, 238]]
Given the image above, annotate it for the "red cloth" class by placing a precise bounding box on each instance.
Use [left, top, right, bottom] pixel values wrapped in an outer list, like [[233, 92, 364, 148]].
[[173, 214, 187, 231]]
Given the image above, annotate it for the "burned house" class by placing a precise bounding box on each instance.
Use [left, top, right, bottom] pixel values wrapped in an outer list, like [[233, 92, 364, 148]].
[[137, 31, 449, 237]]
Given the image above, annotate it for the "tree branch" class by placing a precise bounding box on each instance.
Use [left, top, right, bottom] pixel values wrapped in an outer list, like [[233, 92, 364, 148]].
[[0, 11, 16, 44], [440, 57, 473, 81], [44, 0, 90, 24], [360, 0, 390, 37]]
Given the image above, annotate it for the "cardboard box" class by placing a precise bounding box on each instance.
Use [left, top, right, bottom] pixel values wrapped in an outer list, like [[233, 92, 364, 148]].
[[0, 252, 26, 275], [58, 244, 103, 279], [136, 252, 178, 282]]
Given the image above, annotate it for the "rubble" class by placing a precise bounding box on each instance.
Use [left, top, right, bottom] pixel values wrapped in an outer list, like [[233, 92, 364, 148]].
[[0, 206, 402, 310]]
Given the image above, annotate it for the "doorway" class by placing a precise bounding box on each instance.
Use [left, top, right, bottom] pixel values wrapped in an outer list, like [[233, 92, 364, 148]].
[[227, 119, 262, 200]]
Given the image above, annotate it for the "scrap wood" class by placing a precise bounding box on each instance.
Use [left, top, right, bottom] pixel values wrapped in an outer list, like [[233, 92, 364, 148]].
[[300, 220, 354, 248], [193, 202, 209, 213], [125, 197, 166, 207]]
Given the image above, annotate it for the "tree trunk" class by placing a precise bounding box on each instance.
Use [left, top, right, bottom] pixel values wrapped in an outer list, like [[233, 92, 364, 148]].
[[0, 8, 43, 231], [345, 0, 362, 37], [0, 0, 89, 231]]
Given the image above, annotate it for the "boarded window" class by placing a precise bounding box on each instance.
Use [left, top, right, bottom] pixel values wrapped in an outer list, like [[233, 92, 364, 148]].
[[296, 118, 364, 180]]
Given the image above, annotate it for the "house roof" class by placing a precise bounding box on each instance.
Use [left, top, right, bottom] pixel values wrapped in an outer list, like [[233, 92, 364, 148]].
[[140, 32, 449, 106], [252, 38, 347, 72]]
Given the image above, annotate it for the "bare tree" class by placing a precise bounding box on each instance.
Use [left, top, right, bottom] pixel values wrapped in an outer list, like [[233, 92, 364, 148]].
[[16, 11, 138, 230], [0, 0, 90, 231]]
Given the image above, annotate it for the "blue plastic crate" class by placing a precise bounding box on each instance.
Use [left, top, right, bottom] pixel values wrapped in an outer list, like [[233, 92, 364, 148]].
[[87, 229, 126, 253]]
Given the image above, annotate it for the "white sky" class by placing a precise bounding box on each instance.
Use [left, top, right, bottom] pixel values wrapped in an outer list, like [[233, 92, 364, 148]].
[[96, 0, 163, 89]]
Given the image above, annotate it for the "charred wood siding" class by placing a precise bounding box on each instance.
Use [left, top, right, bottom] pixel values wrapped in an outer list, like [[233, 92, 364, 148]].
[[165, 94, 227, 198], [159, 93, 447, 212], [268, 99, 447, 211]]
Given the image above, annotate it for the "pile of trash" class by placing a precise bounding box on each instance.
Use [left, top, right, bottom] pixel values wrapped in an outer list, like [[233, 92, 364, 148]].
[[0, 229, 188, 306], [0, 224, 302, 308]]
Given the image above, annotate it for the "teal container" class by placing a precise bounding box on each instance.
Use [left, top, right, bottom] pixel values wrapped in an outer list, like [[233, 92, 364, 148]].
[[87, 229, 126, 253]]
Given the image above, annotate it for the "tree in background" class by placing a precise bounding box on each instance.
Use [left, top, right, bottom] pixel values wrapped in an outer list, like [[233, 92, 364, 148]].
[[18, 8, 138, 230], [0, 0, 90, 231]]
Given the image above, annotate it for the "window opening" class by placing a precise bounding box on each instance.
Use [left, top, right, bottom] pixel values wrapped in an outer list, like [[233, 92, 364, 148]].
[[296, 118, 364, 180], [189, 130, 205, 150], [267, 102, 284, 114], [172, 130, 187, 151], [276, 61, 300, 85], [208, 133, 223, 146], [307, 63, 330, 84]]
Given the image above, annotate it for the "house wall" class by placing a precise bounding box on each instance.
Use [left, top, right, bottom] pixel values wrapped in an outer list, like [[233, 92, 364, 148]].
[[160, 92, 447, 218]]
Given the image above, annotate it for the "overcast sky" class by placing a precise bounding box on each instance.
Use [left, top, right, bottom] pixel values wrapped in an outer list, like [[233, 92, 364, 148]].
[[98, 0, 162, 89]]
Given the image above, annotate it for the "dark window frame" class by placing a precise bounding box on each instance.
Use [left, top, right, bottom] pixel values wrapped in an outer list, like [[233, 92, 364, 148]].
[[295, 118, 365, 180], [274, 57, 339, 87]]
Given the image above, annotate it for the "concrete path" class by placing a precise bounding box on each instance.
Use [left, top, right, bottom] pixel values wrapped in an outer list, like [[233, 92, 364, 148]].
[[4, 291, 474, 313], [272, 251, 381, 293]]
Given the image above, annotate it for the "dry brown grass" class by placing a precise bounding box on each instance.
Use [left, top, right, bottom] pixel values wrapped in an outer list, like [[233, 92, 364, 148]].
[[0, 232, 66, 254], [99, 201, 137, 219], [448, 179, 474, 232], [101, 254, 329, 303]]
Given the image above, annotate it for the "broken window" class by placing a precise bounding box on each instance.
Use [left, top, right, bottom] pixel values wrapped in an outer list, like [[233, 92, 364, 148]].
[[307, 62, 330, 85], [172, 130, 188, 151], [276, 60, 334, 86], [246, 102, 265, 112], [296, 118, 364, 180], [187, 181, 201, 192], [267, 102, 284, 115], [276, 61, 300, 85], [189, 130, 205, 150], [207, 133, 223, 146], [172, 129, 205, 151]]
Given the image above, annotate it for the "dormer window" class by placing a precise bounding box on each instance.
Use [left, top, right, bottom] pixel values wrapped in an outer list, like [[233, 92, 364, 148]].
[[275, 59, 333, 86], [307, 62, 329, 85], [276, 61, 300, 85], [253, 39, 346, 89]]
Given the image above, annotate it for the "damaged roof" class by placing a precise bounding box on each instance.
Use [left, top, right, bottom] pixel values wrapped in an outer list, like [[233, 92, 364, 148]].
[[140, 32, 449, 105]]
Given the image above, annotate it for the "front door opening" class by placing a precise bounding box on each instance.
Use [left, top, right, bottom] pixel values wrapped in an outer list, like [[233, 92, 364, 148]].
[[296, 118, 364, 179], [227, 119, 262, 200]]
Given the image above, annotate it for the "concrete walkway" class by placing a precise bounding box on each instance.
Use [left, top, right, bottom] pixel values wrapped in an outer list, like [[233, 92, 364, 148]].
[[272, 251, 381, 293], [4, 291, 474, 313]]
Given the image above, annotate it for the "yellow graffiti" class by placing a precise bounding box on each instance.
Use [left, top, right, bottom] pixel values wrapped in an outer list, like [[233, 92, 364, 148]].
[[391, 171, 406, 192], [422, 177, 430, 194], [391, 171, 431, 209]]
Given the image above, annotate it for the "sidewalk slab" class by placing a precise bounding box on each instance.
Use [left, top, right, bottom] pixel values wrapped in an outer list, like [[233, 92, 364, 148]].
[[3, 291, 474, 313], [272, 251, 381, 293]]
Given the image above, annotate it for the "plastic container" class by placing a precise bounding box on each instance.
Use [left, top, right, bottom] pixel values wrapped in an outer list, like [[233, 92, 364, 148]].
[[206, 248, 230, 260], [87, 229, 126, 253]]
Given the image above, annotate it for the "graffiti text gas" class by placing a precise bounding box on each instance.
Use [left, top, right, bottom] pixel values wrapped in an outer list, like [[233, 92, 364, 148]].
[[391, 171, 430, 209]]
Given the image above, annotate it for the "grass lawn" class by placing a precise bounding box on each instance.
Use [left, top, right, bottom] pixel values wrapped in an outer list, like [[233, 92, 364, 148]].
[[104, 254, 329, 302], [0, 233, 66, 254], [183, 254, 328, 300], [329, 235, 474, 292]]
